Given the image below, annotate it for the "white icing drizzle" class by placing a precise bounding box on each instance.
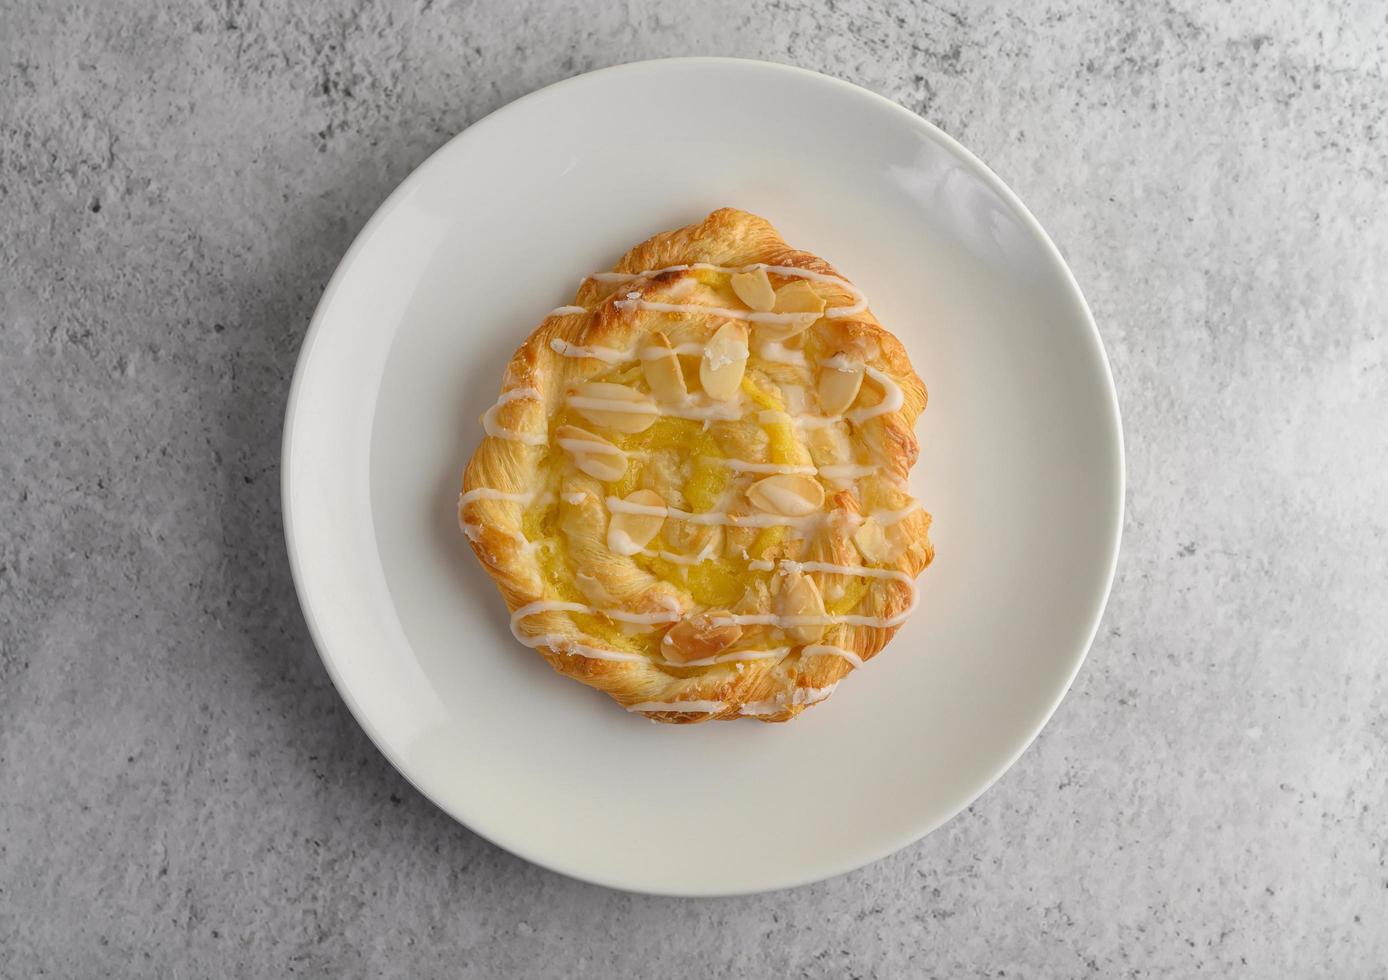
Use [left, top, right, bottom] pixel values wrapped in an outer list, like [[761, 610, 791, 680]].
[[589, 262, 867, 318], [848, 365, 905, 423], [873, 502, 924, 526], [738, 684, 841, 716], [566, 393, 743, 423], [549, 338, 628, 363], [758, 409, 840, 430], [711, 608, 914, 629], [603, 495, 916, 534], [666, 277, 699, 299], [458, 488, 535, 506], [756, 340, 810, 367], [626, 683, 840, 716], [508, 600, 673, 664], [552, 339, 705, 364], [625, 700, 726, 714], [655, 550, 712, 566], [706, 455, 874, 493], [756, 364, 905, 430], [661, 647, 790, 668], [511, 599, 681, 630], [512, 630, 646, 664], [589, 269, 680, 282], [747, 557, 914, 588], [482, 387, 546, 445], [748, 363, 911, 433], [615, 296, 816, 326], [639, 340, 705, 360], [511, 594, 810, 672], [779, 558, 915, 589], [646, 536, 721, 566], [718, 458, 818, 476], [549, 305, 588, 316], [605, 495, 820, 530], [801, 644, 866, 668], [561, 491, 588, 505], [758, 265, 867, 318], [712, 558, 919, 630]]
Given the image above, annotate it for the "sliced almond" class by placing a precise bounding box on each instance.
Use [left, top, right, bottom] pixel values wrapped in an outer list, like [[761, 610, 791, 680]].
[[729, 268, 776, 312], [746, 474, 825, 517], [852, 517, 896, 564], [607, 488, 666, 556], [750, 280, 830, 342], [556, 425, 627, 481], [700, 321, 749, 401], [661, 613, 742, 663], [777, 567, 826, 644], [641, 330, 687, 402], [754, 314, 818, 343], [817, 359, 865, 415], [772, 280, 827, 315], [570, 381, 657, 433]]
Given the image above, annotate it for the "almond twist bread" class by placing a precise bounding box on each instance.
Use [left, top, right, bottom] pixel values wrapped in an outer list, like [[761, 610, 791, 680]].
[[459, 208, 932, 723]]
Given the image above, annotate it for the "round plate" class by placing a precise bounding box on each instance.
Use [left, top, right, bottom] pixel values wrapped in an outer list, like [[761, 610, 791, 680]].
[[283, 58, 1123, 896]]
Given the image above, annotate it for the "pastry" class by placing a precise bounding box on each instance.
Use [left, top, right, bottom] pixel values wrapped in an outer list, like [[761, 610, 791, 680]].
[[458, 208, 932, 723]]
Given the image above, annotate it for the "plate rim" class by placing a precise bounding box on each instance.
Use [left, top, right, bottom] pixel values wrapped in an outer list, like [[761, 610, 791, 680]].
[[281, 56, 1126, 896]]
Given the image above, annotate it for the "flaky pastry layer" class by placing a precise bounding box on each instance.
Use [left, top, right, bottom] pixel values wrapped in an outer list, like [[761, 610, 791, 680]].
[[459, 208, 932, 723]]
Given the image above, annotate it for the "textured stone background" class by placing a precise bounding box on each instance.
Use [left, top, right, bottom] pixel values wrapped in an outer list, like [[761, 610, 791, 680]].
[[2, 0, 1386, 975]]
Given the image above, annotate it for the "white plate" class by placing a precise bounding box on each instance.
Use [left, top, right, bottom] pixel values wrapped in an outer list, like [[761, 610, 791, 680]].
[[283, 58, 1123, 896]]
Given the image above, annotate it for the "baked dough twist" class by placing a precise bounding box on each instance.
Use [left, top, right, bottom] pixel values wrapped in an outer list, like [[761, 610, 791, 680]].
[[459, 208, 932, 723]]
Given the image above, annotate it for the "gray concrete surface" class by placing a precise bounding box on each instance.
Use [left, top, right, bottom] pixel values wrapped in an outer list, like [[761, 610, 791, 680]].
[[2, 0, 1386, 975]]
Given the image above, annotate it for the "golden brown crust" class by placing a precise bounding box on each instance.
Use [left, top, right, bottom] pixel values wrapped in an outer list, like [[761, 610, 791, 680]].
[[459, 209, 932, 723]]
